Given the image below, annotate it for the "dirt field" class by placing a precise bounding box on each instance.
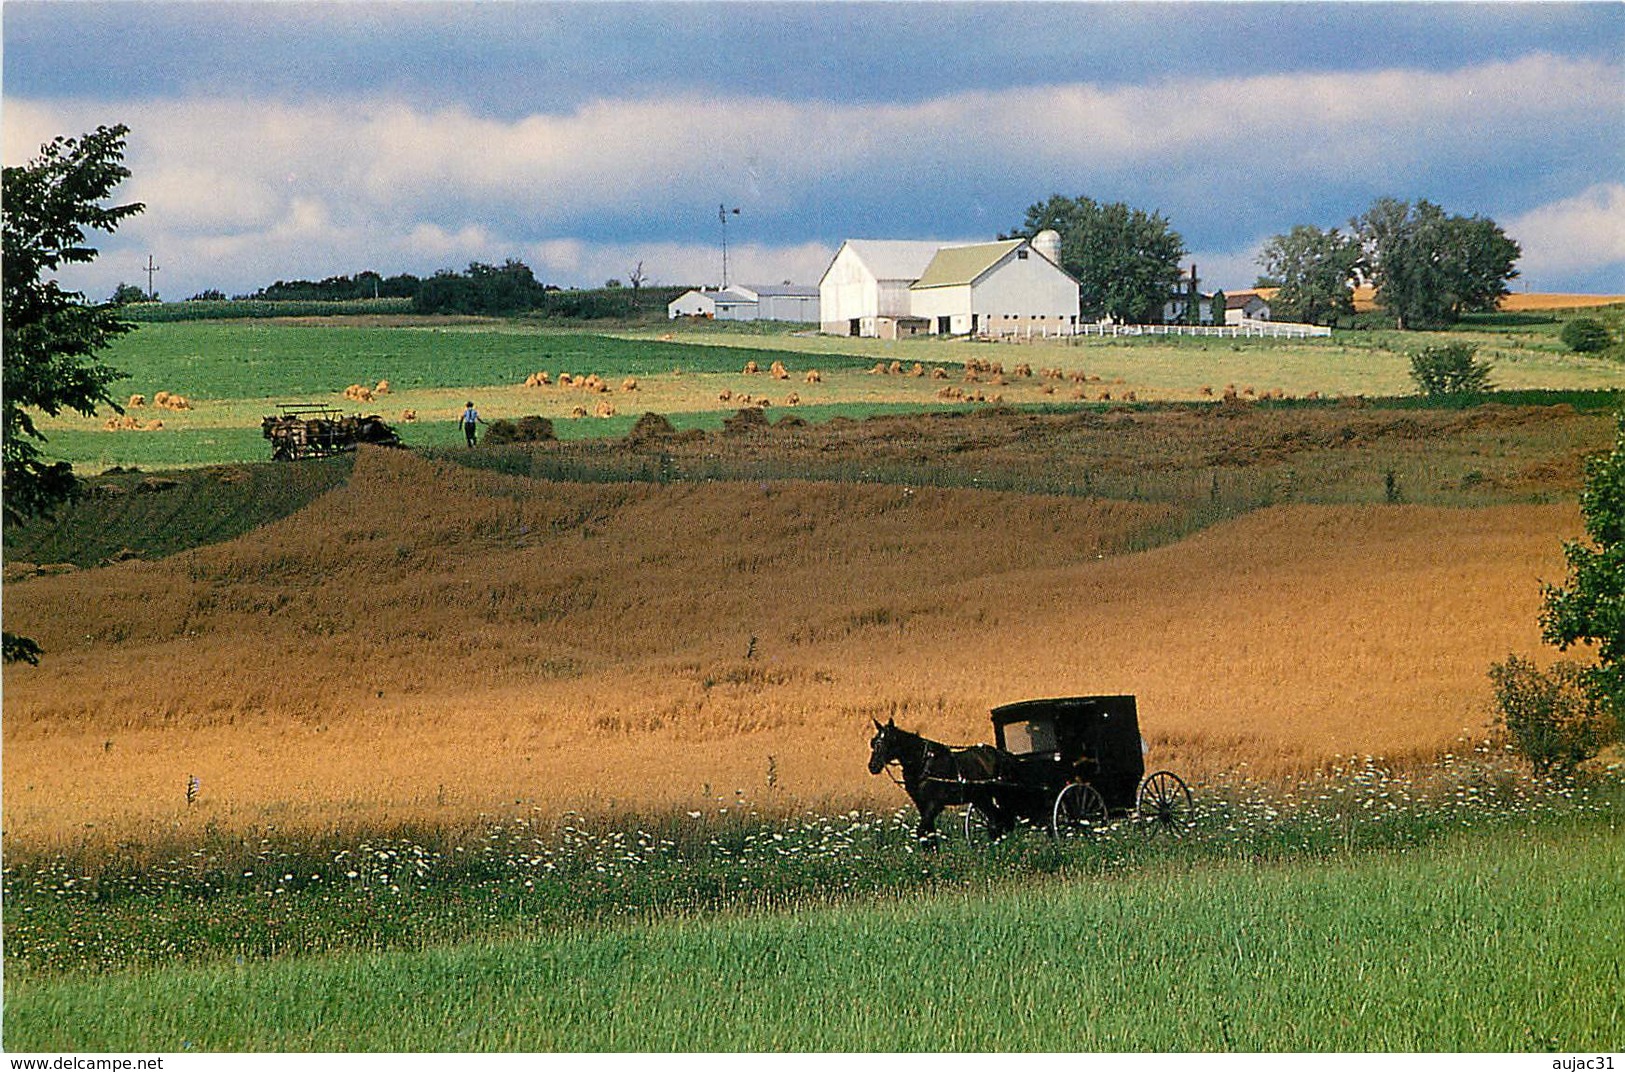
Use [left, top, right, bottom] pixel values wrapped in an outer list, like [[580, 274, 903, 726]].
[[2, 434, 1581, 847]]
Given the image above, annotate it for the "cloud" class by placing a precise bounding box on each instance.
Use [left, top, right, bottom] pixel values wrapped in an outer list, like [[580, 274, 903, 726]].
[[523, 239, 837, 292], [1506, 184, 1625, 290], [7, 52, 1621, 295]]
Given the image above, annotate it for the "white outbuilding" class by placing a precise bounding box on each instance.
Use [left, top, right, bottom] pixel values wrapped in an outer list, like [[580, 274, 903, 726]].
[[1224, 292, 1272, 325], [666, 286, 757, 320], [747, 284, 821, 322], [668, 284, 820, 322]]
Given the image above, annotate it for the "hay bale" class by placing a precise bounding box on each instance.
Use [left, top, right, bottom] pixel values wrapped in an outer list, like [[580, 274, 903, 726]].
[[559, 372, 575, 387], [627, 411, 676, 443], [400, 409, 417, 422], [375, 379, 391, 395], [743, 360, 760, 374], [783, 393, 800, 406], [144, 419, 165, 431], [622, 376, 639, 392], [911, 363, 925, 377], [722, 406, 770, 435], [128, 393, 146, 408], [931, 367, 948, 380], [770, 361, 789, 380], [571, 405, 589, 418], [594, 400, 617, 418], [484, 415, 556, 444], [718, 388, 733, 402], [804, 369, 822, 384], [153, 390, 171, 406]]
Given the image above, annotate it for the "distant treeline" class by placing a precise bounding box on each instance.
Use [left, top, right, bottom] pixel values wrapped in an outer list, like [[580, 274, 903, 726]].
[[119, 260, 691, 321]]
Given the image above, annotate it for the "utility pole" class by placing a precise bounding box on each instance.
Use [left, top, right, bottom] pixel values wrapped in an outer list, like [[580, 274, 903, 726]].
[[143, 255, 161, 301], [719, 204, 739, 289]]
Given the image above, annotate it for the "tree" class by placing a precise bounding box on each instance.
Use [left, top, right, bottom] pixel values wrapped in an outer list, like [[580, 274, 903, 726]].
[[1257, 224, 1360, 325], [1351, 197, 1519, 329], [627, 260, 647, 308], [1438, 214, 1521, 319], [1541, 411, 1625, 722], [110, 281, 148, 305], [2, 124, 143, 663], [414, 259, 548, 315], [1014, 194, 1186, 323]]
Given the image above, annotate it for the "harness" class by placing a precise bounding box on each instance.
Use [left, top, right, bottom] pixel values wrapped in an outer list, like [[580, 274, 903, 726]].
[[881, 737, 997, 791]]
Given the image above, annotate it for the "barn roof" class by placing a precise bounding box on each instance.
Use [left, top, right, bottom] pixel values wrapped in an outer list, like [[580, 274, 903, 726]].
[[911, 239, 1026, 290], [840, 239, 967, 281], [745, 283, 819, 298]]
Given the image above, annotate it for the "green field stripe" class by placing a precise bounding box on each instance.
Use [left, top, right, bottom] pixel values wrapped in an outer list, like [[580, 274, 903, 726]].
[[6, 825, 1620, 1052]]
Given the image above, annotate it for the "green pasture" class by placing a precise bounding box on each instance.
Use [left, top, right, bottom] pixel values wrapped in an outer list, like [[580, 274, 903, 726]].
[[26, 318, 1625, 472], [6, 821, 1619, 1052], [93, 320, 877, 402]]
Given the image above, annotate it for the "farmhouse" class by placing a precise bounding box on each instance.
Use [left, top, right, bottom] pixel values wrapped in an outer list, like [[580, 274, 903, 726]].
[[667, 283, 820, 322], [819, 232, 1080, 338]]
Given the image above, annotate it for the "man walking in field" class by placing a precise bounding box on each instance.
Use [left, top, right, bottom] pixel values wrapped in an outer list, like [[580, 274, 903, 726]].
[[461, 401, 484, 447]]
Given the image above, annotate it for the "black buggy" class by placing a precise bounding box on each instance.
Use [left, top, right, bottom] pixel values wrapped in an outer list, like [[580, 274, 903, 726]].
[[867, 694, 1194, 842]]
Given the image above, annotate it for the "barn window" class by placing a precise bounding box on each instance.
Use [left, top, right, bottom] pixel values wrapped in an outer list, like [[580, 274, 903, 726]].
[[1017, 249, 1029, 260]]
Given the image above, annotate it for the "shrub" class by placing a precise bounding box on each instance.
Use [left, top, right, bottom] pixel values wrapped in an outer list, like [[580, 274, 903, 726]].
[[1489, 655, 1615, 776], [1560, 318, 1614, 354], [1409, 343, 1494, 397]]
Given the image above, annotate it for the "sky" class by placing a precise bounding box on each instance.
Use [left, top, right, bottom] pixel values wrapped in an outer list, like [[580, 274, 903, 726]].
[[4, 1, 1623, 301]]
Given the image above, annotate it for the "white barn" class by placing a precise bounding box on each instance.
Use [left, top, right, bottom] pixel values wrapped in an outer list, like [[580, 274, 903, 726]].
[[819, 233, 1079, 338], [909, 236, 1080, 337], [819, 239, 945, 338]]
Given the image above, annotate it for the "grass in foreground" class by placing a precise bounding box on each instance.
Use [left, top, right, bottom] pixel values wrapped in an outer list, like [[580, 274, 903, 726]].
[[5, 818, 1619, 1051]]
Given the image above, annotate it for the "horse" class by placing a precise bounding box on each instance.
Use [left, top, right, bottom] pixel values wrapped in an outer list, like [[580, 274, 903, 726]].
[[868, 717, 1016, 841]]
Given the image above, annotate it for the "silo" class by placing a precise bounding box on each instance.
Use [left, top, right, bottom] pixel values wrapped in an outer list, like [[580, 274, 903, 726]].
[[1033, 229, 1062, 265]]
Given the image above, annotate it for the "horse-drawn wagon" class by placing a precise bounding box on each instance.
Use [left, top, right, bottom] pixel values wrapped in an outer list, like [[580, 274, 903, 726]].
[[262, 403, 403, 461], [868, 694, 1193, 841]]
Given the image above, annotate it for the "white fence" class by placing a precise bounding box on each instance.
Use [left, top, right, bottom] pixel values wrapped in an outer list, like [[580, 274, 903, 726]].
[[975, 318, 1332, 342], [1076, 319, 1331, 339]]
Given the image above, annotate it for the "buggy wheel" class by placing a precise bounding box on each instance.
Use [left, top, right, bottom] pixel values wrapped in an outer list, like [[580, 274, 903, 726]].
[[1052, 782, 1108, 837], [1137, 770, 1193, 835], [963, 802, 998, 844]]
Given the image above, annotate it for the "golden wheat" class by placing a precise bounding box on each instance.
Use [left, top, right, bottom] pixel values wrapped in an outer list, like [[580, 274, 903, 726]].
[[0, 449, 1577, 846]]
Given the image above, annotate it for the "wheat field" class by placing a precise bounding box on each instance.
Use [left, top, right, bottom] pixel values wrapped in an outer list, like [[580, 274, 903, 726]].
[[2, 447, 1575, 847]]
